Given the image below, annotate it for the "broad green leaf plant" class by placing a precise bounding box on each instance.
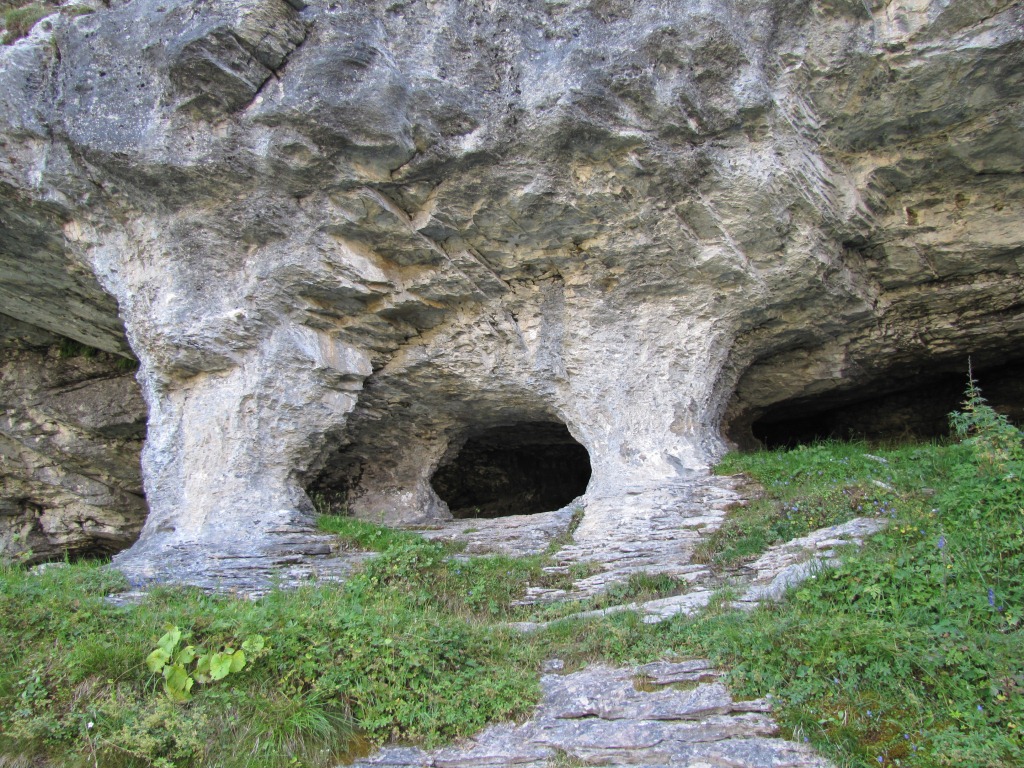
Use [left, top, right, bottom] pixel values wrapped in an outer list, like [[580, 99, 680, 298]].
[[146, 626, 266, 702]]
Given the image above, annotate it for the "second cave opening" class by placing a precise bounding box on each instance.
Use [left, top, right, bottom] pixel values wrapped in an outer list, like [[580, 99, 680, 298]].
[[431, 421, 592, 519], [744, 361, 1024, 449]]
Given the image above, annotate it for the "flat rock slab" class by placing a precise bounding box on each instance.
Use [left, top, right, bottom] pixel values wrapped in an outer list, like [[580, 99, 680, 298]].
[[105, 543, 375, 604], [510, 475, 745, 604], [507, 512, 884, 638], [412, 506, 577, 558], [738, 517, 889, 604], [349, 662, 832, 768]]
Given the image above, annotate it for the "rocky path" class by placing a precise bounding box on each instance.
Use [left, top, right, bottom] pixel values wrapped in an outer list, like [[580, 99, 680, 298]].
[[414, 474, 746, 601], [412, 473, 885, 621], [504, 515, 886, 631], [377, 473, 887, 768], [525, 476, 747, 603], [350, 660, 832, 768]]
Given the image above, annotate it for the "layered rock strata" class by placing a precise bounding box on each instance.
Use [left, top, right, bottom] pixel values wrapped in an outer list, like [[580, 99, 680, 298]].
[[0, 0, 1021, 576], [0, 316, 145, 562]]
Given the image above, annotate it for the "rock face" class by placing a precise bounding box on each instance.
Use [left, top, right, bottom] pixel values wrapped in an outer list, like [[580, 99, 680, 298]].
[[0, 0, 1022, 578], [0, 317, 146, 563]]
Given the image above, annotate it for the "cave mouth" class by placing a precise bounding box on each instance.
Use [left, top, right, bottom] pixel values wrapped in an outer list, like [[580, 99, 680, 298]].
[[431, 421, 592, 519], [746, 361, 1024, 450]]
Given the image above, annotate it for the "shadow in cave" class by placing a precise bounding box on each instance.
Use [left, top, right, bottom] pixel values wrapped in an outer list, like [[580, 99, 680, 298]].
[[747, 361, 1024, 449], [431, 422, 592, 518]]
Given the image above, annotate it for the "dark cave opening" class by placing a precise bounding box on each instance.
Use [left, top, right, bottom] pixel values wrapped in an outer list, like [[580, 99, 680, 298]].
[[748, 361, 1024, 450], [431, 421, 592, 519]]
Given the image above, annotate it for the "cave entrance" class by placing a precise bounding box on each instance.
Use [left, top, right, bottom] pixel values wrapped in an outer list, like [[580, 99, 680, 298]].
[[743, 361, 1024, 449], [431, 421, 592, 519]]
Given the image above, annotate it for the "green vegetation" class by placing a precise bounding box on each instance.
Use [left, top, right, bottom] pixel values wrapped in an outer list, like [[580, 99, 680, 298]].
[[702, 442, 913, 567], [1, 379, 1020, 766], [57, 336, 99, 359], [0, 553, 541, 767], [145, 626, 263, 703]]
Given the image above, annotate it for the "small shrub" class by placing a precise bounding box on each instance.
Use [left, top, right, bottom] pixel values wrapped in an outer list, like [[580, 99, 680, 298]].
[[949, 371, 1023, 474], [113, 355, 139, 372], [56, 336, 98, 359]]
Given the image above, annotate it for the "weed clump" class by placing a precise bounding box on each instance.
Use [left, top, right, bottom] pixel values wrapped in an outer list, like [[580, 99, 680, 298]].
[[1, 3, 51, 44]]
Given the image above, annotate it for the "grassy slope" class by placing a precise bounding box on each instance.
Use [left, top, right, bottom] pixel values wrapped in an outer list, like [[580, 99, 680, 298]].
[[2, 412, 1022, 766], [706, 440, 1024, 766]]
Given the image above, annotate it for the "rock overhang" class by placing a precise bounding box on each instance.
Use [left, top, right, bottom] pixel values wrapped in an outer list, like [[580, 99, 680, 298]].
[[0, 0, 1021, 577]]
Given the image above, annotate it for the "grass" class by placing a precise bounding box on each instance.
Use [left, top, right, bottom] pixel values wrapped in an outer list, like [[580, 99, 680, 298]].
[[696, 441, 1023, 766], [1, 389, 1021, 767], [699, 441, 930, 567], [0, 555, 543, 767], [1, 3, 51, 44]]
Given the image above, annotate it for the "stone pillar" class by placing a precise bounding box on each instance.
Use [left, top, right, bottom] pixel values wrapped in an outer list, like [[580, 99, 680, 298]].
[[113, 325, 371, 582]]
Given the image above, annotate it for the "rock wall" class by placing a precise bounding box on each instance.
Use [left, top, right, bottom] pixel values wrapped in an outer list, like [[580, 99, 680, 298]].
[[0, 316, 146, 563], [0, 0, 1021, 580]]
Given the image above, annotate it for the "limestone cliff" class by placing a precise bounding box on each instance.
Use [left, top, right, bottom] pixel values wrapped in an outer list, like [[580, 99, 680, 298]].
[[0, 0, 1021, 579]]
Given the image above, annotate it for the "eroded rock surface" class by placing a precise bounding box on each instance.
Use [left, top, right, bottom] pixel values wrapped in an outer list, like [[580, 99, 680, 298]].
[[0, 0, 1021, 577]]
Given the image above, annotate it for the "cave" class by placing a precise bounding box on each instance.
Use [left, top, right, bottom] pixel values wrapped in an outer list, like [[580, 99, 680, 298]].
[[431, 422, 592, 518], [746, 361, 1024, 449]]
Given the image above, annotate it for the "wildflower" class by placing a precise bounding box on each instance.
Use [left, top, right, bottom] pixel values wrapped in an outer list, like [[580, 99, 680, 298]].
[[877, 757, 884, 764], [988, 588, 996, 607], [903, 734, 910, 739], [937, 535, 946, 549], [87, 722, 94, 730], [978, 704, 984, 711], [867, 710, 872, 717]]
